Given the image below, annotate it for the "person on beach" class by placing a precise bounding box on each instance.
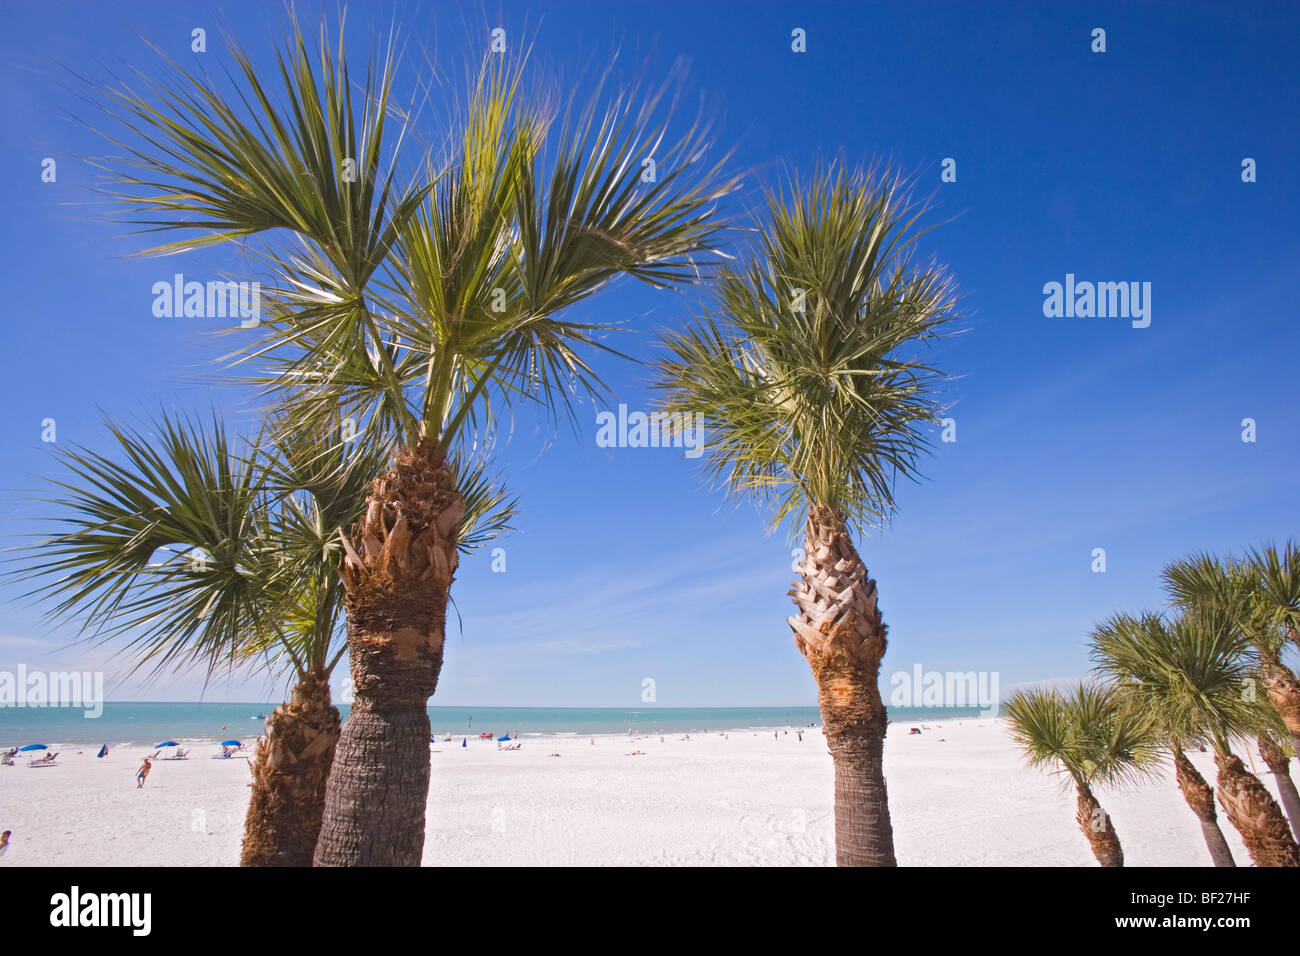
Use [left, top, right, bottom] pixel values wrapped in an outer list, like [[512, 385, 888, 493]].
[[136, 757, 152, 788], [0, 830, 10, 856]]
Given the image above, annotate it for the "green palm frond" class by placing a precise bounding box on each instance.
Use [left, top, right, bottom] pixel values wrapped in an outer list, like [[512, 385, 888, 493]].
[[1063, 682, 1162, 788], [91, 13, 425, 284], [386, 55, 739, 448], [1005, 683, 1160, 789], [1162, 552, 1254, 616], [1090, 608, 1259, 750], [99, 30, 740, 460], [654, 162, 959, 536], [10, 404, 506, 683], [12, 410, 267, 679], [450, 455, 518, 554], [1004, 686, 1076, 781], [1163, 547, 1298, 659], [258, 399, 515, 554], [1247, 540, 1300, 651]]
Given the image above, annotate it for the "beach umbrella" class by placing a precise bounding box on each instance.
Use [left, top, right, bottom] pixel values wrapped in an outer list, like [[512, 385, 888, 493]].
[[220, 740, 241, 747], [497, 735, 511, 742], [18, 744, 47, 751], [156, 741, 179, 748]]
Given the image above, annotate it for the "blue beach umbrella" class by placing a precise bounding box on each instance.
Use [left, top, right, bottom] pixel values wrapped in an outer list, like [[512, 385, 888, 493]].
[[220, 740, 241, 747], [156, 741, 179, 748], [18, 744, 47, 752], [497, 735, 511, 742]]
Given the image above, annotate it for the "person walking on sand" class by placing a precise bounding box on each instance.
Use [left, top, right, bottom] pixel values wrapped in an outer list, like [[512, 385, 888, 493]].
[[136, 757, 152, 788]]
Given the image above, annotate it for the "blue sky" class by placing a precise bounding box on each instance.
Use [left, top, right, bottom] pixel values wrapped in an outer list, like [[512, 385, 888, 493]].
[[1, 1, 1297, 707]]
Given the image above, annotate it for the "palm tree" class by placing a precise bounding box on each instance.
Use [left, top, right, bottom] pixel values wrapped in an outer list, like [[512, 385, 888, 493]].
[[654, 165, 960, 866], [90, 19, 737, 864], [1091, 607, 1299, 866], [16, 411, 512, 866], [1247, 542, 1300, 756], [1004, 684, 1157, 867], [1163, 549, 1300, 758], [1257, 731, 1300, 840], [1089, 611, 1237, 866]]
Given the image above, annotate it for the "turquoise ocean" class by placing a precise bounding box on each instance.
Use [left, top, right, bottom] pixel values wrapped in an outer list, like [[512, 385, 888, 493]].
[[0, 702, 986, 748]]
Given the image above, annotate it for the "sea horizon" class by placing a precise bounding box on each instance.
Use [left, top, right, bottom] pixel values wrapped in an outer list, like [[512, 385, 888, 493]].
[[0, 702, 991, 748]]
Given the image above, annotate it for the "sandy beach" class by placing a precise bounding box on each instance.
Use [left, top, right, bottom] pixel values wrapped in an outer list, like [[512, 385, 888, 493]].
[[0, 718, 1290, 866]]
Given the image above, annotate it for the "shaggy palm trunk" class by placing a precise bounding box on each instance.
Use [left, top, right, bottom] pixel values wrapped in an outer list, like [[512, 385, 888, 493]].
[[1259, 652, 1300, 758], [788, 507, 895, 867], [1258, 735, 1300, 841], [313, 440, 463, 867], [1214, 750, 1300, 866], [1173, 748, 1234, 867], [240, 671, 340, 866], [1075, 782, 1123, 866]]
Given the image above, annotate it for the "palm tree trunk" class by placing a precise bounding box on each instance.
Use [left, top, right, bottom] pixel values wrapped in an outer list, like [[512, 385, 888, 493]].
[[1173, 748, 1234, 867], [1259, 652, 1300, 758], [788, 507, 896, 867], [1258, 735, 1300, 841], [240, 670, 340, 866], [1214, 749, 1300, 866], [313, 440, 463, 867], [1075, 782, 1123, 866]]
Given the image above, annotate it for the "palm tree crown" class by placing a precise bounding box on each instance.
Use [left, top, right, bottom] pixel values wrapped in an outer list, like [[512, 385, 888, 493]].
[[95, 20, 738, 460], [1005, 683, 1158, 791], [654, 164, 959, 532], [1090, 609, 1261, 752], [14, 410, 512, 684]]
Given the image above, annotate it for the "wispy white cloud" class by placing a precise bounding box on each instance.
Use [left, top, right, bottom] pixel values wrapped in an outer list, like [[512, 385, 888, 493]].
[[0, 635, 47, 648]]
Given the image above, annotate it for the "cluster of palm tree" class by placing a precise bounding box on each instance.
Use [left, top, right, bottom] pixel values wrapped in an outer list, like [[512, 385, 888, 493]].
[[1006, 543, 1300, 867], [16, 14, 964, 868], [20, 412, 511, 865]]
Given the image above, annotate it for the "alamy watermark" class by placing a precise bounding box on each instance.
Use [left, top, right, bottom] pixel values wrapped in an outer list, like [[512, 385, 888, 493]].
[[595, 404, 705, 458], [49, 886, 151, 936], [1042, 274, 1150, 329], [151, 273, 261, 326], [0, 665, 104, 718], [889, 664, 1000, 717]]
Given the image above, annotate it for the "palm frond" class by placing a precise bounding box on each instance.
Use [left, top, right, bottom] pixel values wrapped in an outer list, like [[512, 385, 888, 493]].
[[89, 13, 425, 285], [449, 455, 518, 553], [1090, 607, 1259, 750], [12, 410, 267, 680], [1005, 682, 1160, 789], [188, 38, 738, 460], [1247, 540, 1300, 651]]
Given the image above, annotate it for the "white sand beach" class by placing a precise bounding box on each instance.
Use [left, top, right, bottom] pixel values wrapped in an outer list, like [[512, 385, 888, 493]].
[[0, 718, 1290, 866]]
